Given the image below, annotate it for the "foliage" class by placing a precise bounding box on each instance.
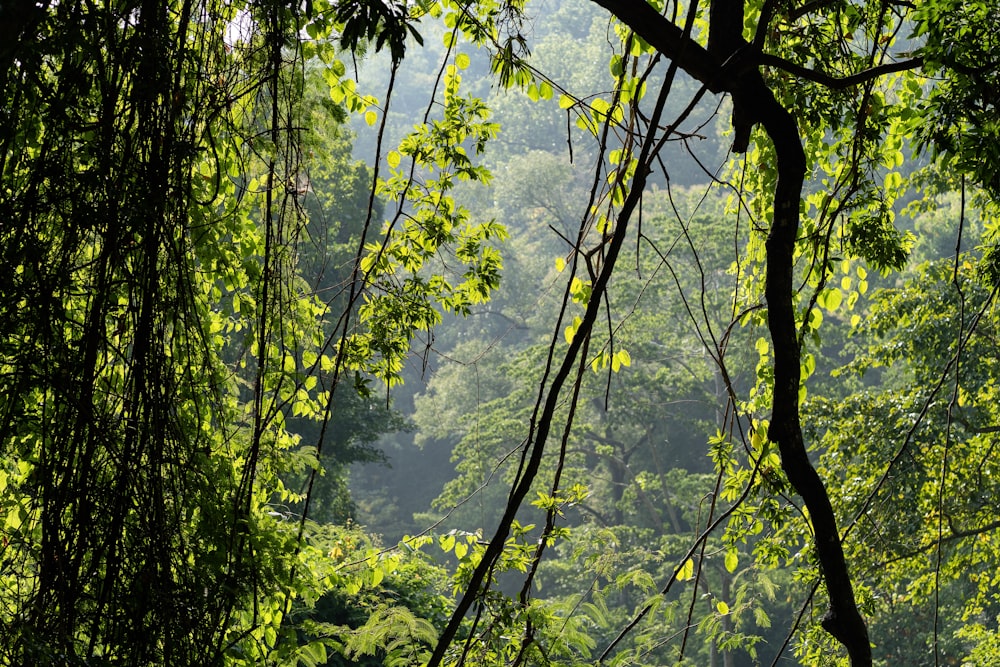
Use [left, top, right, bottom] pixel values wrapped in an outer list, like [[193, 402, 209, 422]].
[[0, 0, 502, 663], [913, 1, 1000, 199], [385, 0, 1000, 664], [279, 523, 451, 667], [8, 0, 1000, 665], [806, 256, 1000, 665], [0, 0, 307, 660]]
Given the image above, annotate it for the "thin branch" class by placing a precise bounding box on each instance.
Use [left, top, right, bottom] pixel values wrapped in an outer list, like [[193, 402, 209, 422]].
[[598, 451, 766, 663], [759, 53, 923, 89], [752, 0, 782, 51], [872, 519, 1000, 570]]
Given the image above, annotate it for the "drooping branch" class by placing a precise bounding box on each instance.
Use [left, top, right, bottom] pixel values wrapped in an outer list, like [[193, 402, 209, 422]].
[[424, 77, 649, 667], [426, 13, 696, 663]]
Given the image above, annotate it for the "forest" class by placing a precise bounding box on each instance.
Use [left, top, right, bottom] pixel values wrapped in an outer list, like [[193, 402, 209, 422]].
[[1, 0, 999, 665]]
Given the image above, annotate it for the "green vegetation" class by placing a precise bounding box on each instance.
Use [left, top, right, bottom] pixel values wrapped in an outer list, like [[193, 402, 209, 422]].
[[2, 0, 1000, 665]]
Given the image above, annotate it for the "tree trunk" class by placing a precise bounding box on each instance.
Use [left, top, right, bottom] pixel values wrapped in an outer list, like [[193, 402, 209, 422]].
[[755, 78, 872, 666]]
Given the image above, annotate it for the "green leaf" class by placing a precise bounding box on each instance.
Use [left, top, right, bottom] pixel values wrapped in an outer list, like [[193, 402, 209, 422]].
[[802, 352, 816, 377], [677, 558, 694, 581], [455, 52, 470, 70], [559, 94, 575, 109], [4, 506, 25, 531], [386, 150, 401, 169], [825, 287, 843, 311], [591, 350, 606, 372], [755, 337, 769, 356], [364, 110, 378, 126], [807, 308, 823, 330], [609, 54, 623, 77], [564, 316, 582, 344], [725, 548, 739, 573], [716, 600, 730, 615], [591, 97, 610, 119]]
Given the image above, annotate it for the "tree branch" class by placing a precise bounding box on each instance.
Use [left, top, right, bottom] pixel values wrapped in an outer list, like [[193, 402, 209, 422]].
[[753, 0, 783, 51], [586, 0, 728, 91], [759, 53, 924, 89], [872, 518, 1000, 570]]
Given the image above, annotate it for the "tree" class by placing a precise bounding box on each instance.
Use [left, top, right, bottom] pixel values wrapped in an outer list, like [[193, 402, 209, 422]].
[[405, 0, 1000, 665], [6, 0, 1000, 665], [0, 1, 303, 659], [0, 0, 504, 663]]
